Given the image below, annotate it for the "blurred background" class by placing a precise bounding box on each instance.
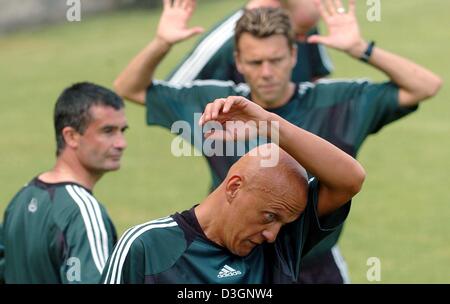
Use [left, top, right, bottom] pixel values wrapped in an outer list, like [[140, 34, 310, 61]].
[[0, 0, 449, 283]]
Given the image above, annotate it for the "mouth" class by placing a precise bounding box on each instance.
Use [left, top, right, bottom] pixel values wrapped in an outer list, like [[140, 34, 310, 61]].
[[109, 154, 122, 161], [247, 240, 261, 247], [258, 84, 277, 90]]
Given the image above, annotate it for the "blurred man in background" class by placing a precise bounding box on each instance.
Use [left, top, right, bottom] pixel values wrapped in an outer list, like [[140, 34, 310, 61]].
[[2, 82, 128, 283], [167, 0, 333, 85]]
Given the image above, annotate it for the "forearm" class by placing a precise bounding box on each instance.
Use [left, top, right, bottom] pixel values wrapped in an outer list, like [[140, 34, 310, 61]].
[[114, 37, 172, 105], [269, 113, 365, 194], [348, 41, 442, 106]]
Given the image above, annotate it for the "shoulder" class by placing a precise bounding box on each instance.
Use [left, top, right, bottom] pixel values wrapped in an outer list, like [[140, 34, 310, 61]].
[[3, 179, 39, 215], [115, 217, 183, 257], [52, 183, 110, 228], [103, 216, 185, 283], [297, 78, 371, 106]]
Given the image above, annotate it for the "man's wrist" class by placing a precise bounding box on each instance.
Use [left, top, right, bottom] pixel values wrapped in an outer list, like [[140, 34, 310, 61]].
[[154, 35, 173, 50], [359, 41, 376, 63], [347, 40, 369, 59], [261, 113, 280, 140]]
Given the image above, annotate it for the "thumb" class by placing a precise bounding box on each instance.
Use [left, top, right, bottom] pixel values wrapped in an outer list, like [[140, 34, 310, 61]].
[[307, 35, 328, 45], [185, 26, 204, 39]]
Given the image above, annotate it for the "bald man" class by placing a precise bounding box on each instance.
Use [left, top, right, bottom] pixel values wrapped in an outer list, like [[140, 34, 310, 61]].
[[102, 96, 365, 284]]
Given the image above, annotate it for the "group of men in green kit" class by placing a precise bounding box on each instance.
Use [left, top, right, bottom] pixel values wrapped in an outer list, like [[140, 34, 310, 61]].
[[1, 0, 441, 284]]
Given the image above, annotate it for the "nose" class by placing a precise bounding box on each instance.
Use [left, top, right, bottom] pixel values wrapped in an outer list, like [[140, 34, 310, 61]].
[[262, 223, 282, 243], [260, 61, 273, 78], [114, 134, 127, 150]]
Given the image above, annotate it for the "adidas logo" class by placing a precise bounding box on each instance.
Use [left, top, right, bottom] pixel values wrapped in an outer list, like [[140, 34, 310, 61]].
[[217, 264, 242, 278]]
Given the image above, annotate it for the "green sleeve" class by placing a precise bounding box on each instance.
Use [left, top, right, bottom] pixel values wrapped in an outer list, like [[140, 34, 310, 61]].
[[59, 205, 116, 284], [351, 81, 418, 147], [102, 237, 146, 284], [301, 178, 351, 256], [311, 80, 418, 150], [146, 80, 246, 129], [274, 178, 350, 279]]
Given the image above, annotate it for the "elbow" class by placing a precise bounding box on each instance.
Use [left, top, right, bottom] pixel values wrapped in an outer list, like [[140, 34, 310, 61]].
[[429, 75, 443, 97], [113, 78, 127, 99], [347, 162, 366, 197], [422, 75, 443, 100]]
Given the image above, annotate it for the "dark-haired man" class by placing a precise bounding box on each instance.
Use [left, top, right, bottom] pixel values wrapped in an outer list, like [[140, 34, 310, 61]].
[[2, 82, 128, 283]]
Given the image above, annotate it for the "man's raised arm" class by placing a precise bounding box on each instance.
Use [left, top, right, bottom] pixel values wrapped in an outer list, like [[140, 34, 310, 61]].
[[199, 96, 366, 217], [114, 0, 203, 104], [307, 0, 442, 107]]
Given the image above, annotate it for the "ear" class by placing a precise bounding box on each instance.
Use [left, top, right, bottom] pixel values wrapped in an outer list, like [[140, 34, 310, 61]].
[[62, 126, 81, 150], [225, 175, 243, 204], [234, 50, 244, 74]]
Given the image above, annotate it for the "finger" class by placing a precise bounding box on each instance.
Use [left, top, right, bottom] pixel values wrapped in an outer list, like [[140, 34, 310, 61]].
[[163, 0, 171, 9], [333, 0, 344, 12], [314, 0, 331, 20], [173, 0, 182, 8], [185, 26, 205, 39], [202, 103, 213, 123], [223, 97, 236, 114], [183, 0, 195, 10], [306, 35, 329, 45], [211, 99, 226, 119], [349, 0, 356, 15], [323, 0, 336, 16]]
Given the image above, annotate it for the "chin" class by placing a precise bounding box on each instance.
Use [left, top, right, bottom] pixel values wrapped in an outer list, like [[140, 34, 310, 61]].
[[96, 162, 121, 173]]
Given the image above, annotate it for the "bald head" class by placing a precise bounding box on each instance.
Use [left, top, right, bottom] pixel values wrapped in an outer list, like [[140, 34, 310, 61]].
[[226, 143, 309, 211], [196, 144, 311, 256]]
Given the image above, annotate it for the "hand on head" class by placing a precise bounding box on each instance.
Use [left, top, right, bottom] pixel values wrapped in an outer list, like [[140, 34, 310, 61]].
[[199, 96, 273, 141]]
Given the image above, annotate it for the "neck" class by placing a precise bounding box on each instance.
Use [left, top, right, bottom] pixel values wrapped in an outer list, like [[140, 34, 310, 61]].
[[39, 153, 101, 190], [194, 188, 226, 247], [252, 82, 296, 109]]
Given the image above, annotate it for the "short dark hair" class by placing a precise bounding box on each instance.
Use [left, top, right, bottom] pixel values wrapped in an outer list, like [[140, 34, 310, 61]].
[[235, 7, 295, 51], [54, 82, 124, 156]]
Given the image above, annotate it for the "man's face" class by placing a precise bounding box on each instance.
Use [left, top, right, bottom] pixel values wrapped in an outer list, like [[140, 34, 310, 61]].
[[76, 105, 128, 174], [224, 187, 305, 256], [235, 33, 296, 108]]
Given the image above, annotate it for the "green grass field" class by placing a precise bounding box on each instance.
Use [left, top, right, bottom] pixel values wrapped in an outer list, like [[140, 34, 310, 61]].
[[1, 0, 449, 283]]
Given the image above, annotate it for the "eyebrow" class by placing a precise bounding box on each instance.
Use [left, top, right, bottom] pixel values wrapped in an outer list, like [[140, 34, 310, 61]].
[[100, 124, 129, 131]]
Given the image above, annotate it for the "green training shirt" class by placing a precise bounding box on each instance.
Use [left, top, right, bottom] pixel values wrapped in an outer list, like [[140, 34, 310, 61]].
[[2, 178, 117, 283], [102, 178, 349, 283], [166, 9, 333, 85], [144, 78, 417, 263]]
